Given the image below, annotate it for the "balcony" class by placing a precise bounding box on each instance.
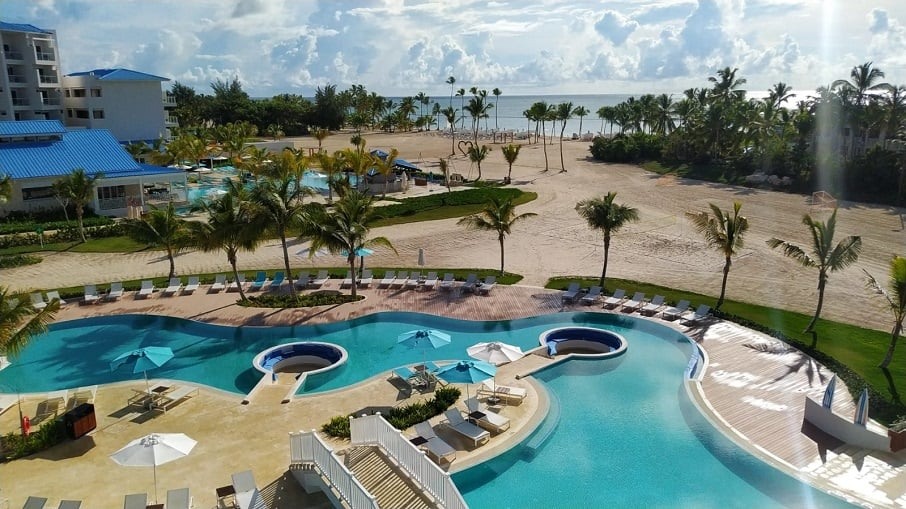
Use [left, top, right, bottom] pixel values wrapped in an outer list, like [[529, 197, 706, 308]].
[[12, 98, 30, 107], [3, 50, 23, 60], [163, 94, 177, 106], [165, 115, 179, 126], [7, 74, 27, 85], [38, 74, 59, 85], [35, 51, 56, 62], [41, 97, 61, 107]]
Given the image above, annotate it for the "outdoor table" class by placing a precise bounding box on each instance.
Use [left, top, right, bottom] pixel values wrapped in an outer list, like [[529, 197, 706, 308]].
[[216, 485, 236, 508], [468, 411, 486, 425], [146, 504, 164, 509], [410, 436, 428, 446]]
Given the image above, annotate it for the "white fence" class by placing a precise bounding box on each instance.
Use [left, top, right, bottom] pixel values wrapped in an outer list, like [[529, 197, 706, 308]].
[[289, 430, 379, 509], [350, 414, 469, 509]]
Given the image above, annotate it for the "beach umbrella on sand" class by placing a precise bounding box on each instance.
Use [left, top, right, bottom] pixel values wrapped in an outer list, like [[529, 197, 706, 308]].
[[110, 346, 174, 399], [111, 432, 196, 504], [434, 360, 496, 401], [822, 375, 837, 409], [854, 388, 870, 426], [467, 341, 524, 366]]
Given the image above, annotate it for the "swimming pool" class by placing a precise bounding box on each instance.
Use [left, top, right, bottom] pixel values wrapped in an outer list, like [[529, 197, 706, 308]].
[[185, 169, 356, 203], [0, 312, 854, 507]]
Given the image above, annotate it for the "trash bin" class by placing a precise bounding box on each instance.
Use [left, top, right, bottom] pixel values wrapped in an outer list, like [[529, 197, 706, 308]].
[[63, 403, 96, 439]]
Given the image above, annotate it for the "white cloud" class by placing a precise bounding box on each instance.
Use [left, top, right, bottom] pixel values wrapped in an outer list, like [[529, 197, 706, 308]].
[[594, 11, 640, 45]]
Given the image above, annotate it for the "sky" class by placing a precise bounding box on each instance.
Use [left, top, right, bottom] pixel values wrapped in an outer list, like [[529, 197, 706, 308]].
[[4, 0, 905, 98]]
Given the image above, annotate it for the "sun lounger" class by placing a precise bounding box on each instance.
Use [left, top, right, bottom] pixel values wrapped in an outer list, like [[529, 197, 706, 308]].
[[183, 276, 200, 294], [162, 277, 183, 296], [379, 270, 396, 288], [465, 397, 511, 433], [661, 300, 690, 320], [406, 271, 422, 289], [58, 500, 81, 509], [476, 275, 497, 295], [166, 487, 192, 509], [137, 280, 155, 298], [681, 304, 712, 325], [561, 282, 581, 303], [227, 273, 246, 292], [461, 273, 478, 293], [30, 292, 47, 310], [439, 273, 455, 290], [422, 271, 439, 289], [105, 282, 124, 301], [23, 496, 48, 509], [45, 290, 66, 305], [33, 390, 67, 425], [341, 270, 355, 288], [443, 409, 490, 447], [413, 421, 457, 464], [478, 380, 526, 404], [640, 295, 666, 315], [389, 366, 422, 392], [621, 292, 646, 312], [123, 493, 147, 509], [391, 271, 409, 289], [66, 385, 98, 411], [83, 284, 100, 304], [151, 385, 199, 413], [266, 271, 285, 291], [602, 289, 626, 308], [248, 271, 268, 291], [580, 286, 602, 305], [309, 270, 329, 288], [231, 470, 265, 509], [358, 269, 373, 287], [294, 272, 311, 289]]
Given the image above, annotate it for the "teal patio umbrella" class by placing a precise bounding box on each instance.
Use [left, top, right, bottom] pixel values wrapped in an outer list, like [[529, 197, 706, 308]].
[[434, 359, 497, 400], [398, 330, 451, 374], [110, 346, 174, 398]]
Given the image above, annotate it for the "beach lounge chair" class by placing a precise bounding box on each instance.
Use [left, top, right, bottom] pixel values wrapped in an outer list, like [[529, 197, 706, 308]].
[[137, 280, 155, 298], [266, 271, 285, 291], [30, 292, 47, 310], [443, 409, 490, 447], [422, 271, 439, 289], [341, 270, 355, 288], [248, 271, 268, 291], [105, 282, 124, 301], [23, 496, 47, 509], [123, 493, 147, 509], [476, 275, 497, 295], [358, 269, 373, 287], [681, 304, 712, 325], [461, 273, 478, 293], [151, 385, 199, 413], [621, 292, 646, 312], [226, 273, 245, 292], [478, 380, 526, 404], [389, 367, 424, 393], [45, 290, 66, 305], [661, 300, 690, 320], [162, 277, 183, 296], [294, 272, 311, 289], [391, 271, 409, 289], [83, 284, 100, 304], [379, 270, 396, 288], [561, 282, 581, 303], [33, 390, 67, 425], [66, 385, 97, 411], [602, 289, 626, 308], [413, 421, 457, 464], [231, 470, 265, 509], [640, 295, 666, 315], [183, 276, 200, 294], [166, 488, 192, 509], [406, 271, 422, 289], [58, 500, 81, 509], [309, 270, 329, 288], [465, 397, 511, 433], [580, 286, 602, 305], [439, 273, 455, 290]]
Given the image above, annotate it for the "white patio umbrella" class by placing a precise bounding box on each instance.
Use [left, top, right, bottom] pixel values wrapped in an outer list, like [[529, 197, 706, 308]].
[[467, 341, 524, 366], [110, 433, 196, 504]]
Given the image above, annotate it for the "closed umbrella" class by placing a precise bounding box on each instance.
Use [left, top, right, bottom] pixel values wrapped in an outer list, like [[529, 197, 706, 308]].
[[467, 341, 524, 366], [110, 346, 174, 401], [417, 248, 426, 267], [111, 433, 196, 504], [854, 388, 870, 426], [821, 375, 837, 409], [434, 359, 496, 401]]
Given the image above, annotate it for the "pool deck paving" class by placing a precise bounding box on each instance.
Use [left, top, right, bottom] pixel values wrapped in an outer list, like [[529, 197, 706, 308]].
[[0, 282, 904, 508]]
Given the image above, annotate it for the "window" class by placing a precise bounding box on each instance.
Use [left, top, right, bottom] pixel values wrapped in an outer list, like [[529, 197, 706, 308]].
[[65, 89, 71, 97], [97, 185, 125, 200], [72, 89, 86, 98], [22, 186, 56, 201], [92, 109, 104, 119], [75, 109, 89, 119], [66, 109, 73, 118], [90, 88, 102, 97]]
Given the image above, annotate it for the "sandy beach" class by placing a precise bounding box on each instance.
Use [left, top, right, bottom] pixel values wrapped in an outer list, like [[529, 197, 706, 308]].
[[2, 130, 903, 331]]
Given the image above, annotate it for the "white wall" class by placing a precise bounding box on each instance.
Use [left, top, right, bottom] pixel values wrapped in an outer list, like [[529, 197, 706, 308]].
[[63, 76, 167, 142]]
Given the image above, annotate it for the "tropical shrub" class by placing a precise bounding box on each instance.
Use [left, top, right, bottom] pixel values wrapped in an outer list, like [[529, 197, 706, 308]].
[[0, 254, 41, 268], [321, 416, 351, 439], [240, 291, 363, 308], [1, 418, 67, 460], [321, 386, 461, 439]]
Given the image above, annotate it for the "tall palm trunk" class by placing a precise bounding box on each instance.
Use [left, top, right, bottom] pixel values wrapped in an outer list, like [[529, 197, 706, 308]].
[[229, 253, 248, 301], [805, 273, 828, 347], [279, 228, 296, 297], [880, 322, 902, 369], [718, 256, 731, 310], [166, 246, 176, 280], [498, 236, 505, 275], [450, 124, 456, 156], [559, 122, 567, 172], [599, 235, 611, 288], [541, 120, 549, 171], [76, 205, 86, 243], [348, 258, 358, 297]]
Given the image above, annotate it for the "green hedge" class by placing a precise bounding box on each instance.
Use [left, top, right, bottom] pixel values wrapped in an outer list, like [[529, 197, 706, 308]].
[[1, 419, 67, 460], [0, 216, 113, 235], [321, 386, 461, 439], [0, 223, 126, 249], [239, 291, 364, 308], [0, 254, 41, 268]]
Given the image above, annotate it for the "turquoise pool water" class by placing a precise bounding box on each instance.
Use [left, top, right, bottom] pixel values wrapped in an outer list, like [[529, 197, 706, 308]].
[[185, 169, 355, 203], [0, 312, 854, 507]]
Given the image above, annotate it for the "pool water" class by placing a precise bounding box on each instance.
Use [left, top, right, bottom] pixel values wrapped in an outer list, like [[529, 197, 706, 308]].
[[0, 312, 854, 507], [185, 169, 356, 203]]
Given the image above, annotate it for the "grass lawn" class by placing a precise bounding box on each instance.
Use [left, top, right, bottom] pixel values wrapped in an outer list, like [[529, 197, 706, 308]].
[[0, 236, 150, 255], [547, 276, 906, 424], [371, 191, 537, 227]]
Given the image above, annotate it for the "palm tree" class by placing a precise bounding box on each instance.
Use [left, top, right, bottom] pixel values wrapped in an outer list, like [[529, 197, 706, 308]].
[[55, 168, 102, 243], [456, 88, 466, 129], [315, 151, 345, 203], [0, 174, 10, 203], [686, 202, 749, 310], [555, 102, 574, 171], [575, 192, 640, 288], [492, 88, 502, 130], [442, 106, 459, 156], [374, 147, 399, 198], [251, 150, 314, 296], [528, 102, 553, 171], [438, 158, 452, 193], [766, 209, 862, 347], [299, 189, 395, 297], [467, 144, 491, 181], [864, 256, 906, 369], [188, 182, 265, 301], [446, 76, 456, 108], [573, 106, 589, 136], [0, 286, 59, 358], [312, 128, 330, 152], [458, 197, 536, 275], [125, 202, 190, 279], [125, 142, 148, 162], [767, 82, 795, 108], [501, 143, 521, 184]]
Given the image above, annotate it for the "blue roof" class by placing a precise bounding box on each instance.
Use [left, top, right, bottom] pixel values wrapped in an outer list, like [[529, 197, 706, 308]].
[[370, 149, 419, 171], [0, 129, 183, 180], [0, 21, 52, 34], [0, 120, 67, 137], [65, 68, 170, 82]]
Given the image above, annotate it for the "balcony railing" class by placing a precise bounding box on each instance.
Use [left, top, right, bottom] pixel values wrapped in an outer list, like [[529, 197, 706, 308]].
[[35, 51, 56, 61], [163, 95, 177, 106], [11, 98, 30, 107], [41, 97, 60, 106], [3, 50, 23, 60], [38, 75, 59, 84], [165, 116, 179, 125], [7, 74, 26, 83]]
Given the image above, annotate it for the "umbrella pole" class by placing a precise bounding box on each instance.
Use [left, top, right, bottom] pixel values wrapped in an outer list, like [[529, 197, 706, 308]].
[[153, 461, 158, 504]]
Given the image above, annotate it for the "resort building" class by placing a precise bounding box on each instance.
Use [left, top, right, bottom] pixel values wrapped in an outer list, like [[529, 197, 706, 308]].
[[0, 120, 186, 217], [0, 21, 64, 122], [62, 68, 178, 143]]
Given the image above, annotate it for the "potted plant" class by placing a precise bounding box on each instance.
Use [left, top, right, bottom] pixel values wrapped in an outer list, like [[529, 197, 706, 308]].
[[889, 416, 906, 452]]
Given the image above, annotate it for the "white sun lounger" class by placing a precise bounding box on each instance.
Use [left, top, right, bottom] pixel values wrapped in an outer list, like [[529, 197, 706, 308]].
[[465, 397, 511, 433], [294, 272, 311, 289], [227, 273, 246, 292], [162, 277, 183, 296], [30, 292, 47, 310], [478, 380, 527, 404], [661, 300, 690, 320], [123, 493, 147, 509], [439, 273, 455, 290], [341, 270, 355, 288], [106, 282, 124, 301], [681, 304, 712, 325], [137, 280, 155, 298], [66, 385, 98, 411], [183, 276, 200, 294], [422, 271, 439, 289], [379, 270, 396, 287], [406, 271, 422, 289], [476, 275, 497, 295], [391, 271, 409, 289], [640, 295, 666, 315], [166, 488, 192, 509], [621, 292, 646, 312], [460, 273, 478, 293], [413, 421, 457, 464], [561, 282, 581, 303], [151, 385, 199, 413], [602, 289, 626, 308], [45, 291, 66, 305], [83, 284, 100, 304], [444, 409, 490, 447], [358, 269, 373, 287], [309, 270, 329, 288], [580, 286, 602, 305]]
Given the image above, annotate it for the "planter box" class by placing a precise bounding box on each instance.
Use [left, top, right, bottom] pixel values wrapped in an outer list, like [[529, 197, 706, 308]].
[[890, 429, 906, 452], [414, 177, 428, 186]]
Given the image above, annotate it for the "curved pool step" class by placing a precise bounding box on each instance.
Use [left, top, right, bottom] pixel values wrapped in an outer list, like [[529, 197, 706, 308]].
[[523, 386, 561, 458]]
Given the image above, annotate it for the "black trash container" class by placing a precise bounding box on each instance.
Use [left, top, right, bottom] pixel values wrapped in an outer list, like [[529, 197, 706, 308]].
[[63, 403, 96, 439]]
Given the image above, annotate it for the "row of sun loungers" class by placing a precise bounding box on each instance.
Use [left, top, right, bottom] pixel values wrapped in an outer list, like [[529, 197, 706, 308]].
[[560, 283, 713, 324], [410, 395, 516, 465]]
